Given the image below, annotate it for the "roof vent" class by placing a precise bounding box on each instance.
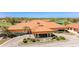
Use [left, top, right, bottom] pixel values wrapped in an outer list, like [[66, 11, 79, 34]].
[[39, 25, 43, 26], [37, 22, 40, 24], [37, 22, 44, 26]]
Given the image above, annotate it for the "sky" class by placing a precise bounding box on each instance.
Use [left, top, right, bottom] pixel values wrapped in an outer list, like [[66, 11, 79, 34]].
[[0, 12, 79, 18]]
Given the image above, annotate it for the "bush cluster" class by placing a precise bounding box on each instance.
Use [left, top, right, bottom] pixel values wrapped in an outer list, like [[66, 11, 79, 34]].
[[56, 36, 66, 41], [23, 38, 40, 43], [23, 36, 66, 44]]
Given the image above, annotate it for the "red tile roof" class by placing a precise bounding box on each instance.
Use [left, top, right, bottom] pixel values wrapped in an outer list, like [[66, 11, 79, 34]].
[[66, 23, 79, 29], [8, 20, 65, 34]]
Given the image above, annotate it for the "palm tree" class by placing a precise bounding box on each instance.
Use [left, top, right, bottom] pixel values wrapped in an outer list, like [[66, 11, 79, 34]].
[[24, 27, 31, 34], [24, 27, 31, 38]]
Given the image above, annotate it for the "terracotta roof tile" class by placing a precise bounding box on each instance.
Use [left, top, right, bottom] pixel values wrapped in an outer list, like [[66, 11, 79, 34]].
[[8, 20, 65, 34], [66, 23, 79, 29]]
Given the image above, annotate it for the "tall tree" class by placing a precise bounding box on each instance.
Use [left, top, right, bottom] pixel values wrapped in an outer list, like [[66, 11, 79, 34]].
[[5, 17, 16, 25], [24, 27, 31, 34], [1, 26, 12, 37]]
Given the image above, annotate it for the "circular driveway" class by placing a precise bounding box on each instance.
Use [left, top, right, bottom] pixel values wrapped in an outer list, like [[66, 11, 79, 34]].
[[21, 33, 79, 47], [1, 33, 79, 47]]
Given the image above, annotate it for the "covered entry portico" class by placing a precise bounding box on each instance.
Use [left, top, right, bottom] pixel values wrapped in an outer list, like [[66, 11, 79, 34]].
[[34, 32, 55, 38]]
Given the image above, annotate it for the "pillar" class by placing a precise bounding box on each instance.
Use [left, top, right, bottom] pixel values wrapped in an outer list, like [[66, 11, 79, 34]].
[[34, 34, 36, 37], [47, 33, 50, 37], [47, 34, 48, 37], [36, 34, 39, 38], [50, 33, 51, 37]]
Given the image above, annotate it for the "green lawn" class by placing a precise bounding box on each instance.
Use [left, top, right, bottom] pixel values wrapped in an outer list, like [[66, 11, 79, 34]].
[[0, 22, 12, 27]]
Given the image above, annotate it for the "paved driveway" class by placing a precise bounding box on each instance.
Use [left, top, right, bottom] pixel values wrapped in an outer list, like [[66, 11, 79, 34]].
[[0, 34, 35, 47], [1, 33, 79, 47], [20, 33, 79, 47]]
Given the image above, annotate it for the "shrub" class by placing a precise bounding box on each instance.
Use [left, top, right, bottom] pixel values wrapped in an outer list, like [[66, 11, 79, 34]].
[[36, 39, 40, 42], [51, 36, 60, 41], [56, 36, 65, 41], [59, 36, 65, 40], [52, 36, 57, 39], [27, 38, 31, 40], [8, 34, 17, 38], [23, 38, 27, 43], [56, 37, 60, 41], [31, 39, 36, 42]]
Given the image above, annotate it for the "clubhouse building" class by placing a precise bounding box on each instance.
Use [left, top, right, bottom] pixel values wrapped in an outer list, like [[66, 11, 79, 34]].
[[8, 20, 65, 38], [66, 23, 79, 34]]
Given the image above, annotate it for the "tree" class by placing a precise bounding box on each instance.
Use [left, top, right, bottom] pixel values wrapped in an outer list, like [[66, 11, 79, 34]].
[[50, 18, 57, 22], [5, 17, 16, 25], [24, 27, 31, 34], [26, 18, 33, 21], [1, 26, 15, 38], [63, 20, 70, 25]]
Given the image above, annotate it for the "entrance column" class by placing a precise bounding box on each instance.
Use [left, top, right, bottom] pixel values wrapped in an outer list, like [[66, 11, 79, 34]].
[[47, 33, 49, 37], [50, 33, 51, 37], [34, 34, 36, 38], [37, 34, 39, 38]]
